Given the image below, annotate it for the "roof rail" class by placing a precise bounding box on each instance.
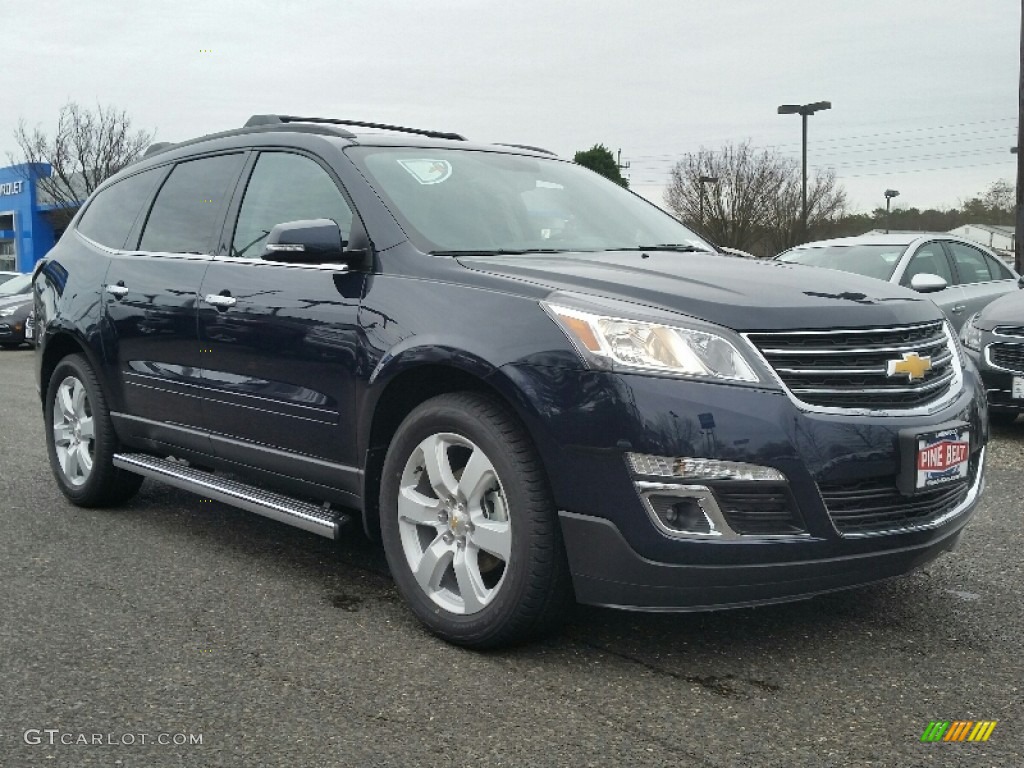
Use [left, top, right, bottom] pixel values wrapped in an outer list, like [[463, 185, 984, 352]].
[[244, 114, 464, 141], [493, 142, 557, 156], [143, 141, 175, 158]]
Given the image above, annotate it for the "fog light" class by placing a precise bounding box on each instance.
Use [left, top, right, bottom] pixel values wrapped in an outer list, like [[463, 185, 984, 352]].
[[627, 453, 786, 482], [648, 494, 712, 534]]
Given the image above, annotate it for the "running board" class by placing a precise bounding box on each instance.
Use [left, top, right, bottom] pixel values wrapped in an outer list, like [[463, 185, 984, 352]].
[[113, 453, 349, 539]]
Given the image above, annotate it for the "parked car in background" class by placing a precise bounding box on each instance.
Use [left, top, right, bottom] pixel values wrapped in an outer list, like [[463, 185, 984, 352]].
[[0, 293, 34, 347], [0, 273, 32, 297], [961, 290, 1024, 425], [776, 234, 1020, 331], [0, 270, 22, 286]]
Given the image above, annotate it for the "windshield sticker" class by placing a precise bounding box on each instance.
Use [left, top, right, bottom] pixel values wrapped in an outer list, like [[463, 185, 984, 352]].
[[397, 159, 453, 185]]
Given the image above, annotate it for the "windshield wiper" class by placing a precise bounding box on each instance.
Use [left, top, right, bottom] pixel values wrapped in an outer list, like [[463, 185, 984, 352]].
[[432, 248, 571, 256], [625, 244, 715, 253]]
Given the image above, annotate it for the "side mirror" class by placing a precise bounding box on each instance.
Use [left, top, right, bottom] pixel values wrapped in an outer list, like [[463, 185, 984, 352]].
[[1017, 275, 1024, 289], [909, 273, 947, 293], [261, 219, 343, 263]]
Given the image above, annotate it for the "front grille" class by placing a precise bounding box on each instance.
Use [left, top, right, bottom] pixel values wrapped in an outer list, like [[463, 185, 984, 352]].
[[819, 455, 977, 536], [994, 325, 1024, 338], [712, 482, 805, 535], [746, 321, 957, 410], [988, 342, 1024, 374]]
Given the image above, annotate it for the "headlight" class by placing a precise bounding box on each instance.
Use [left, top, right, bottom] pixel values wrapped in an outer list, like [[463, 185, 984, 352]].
[[960, 313, 983, 351], [0, 303, 26, 317], [543, 302, 761, 383]]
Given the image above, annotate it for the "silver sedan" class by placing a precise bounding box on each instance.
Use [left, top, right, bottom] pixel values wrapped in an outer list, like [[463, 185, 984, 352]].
[[776, 233, 1021, 331]]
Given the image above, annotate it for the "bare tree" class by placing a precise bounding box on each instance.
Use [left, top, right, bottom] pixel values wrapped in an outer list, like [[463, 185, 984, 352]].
[[763, 165, 847, 253], [9, 102, 152, 226], [664, 141, 847, 254], [663, 141, 788, 251]]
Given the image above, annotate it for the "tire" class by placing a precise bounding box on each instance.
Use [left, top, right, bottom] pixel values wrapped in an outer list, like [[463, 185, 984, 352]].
[[44, 354, 143, 507], [989, 409, 1018, 427], [380, 392, 573, 648]]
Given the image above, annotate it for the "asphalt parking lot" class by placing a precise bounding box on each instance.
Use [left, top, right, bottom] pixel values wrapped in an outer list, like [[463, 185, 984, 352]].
[[1, 347, 1021, 767]]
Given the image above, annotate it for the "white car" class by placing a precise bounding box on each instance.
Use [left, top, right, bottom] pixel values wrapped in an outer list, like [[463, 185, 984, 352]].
[[776, 233, 1021, 331]]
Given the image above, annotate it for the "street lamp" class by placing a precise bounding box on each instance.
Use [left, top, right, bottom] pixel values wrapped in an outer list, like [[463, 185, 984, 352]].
[[884, 189, 900, 234], [777, 101, 832, 240], [698, 175, 718, 226]]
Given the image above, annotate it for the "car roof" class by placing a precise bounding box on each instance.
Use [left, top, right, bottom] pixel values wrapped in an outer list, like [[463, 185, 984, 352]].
[[788, 233, 939, 249]]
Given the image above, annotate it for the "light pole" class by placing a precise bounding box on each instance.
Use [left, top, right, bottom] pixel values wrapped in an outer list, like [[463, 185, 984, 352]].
[[698, 175, 718, 227], [778, 101, 832, 241], [884, 189, 900, 234]]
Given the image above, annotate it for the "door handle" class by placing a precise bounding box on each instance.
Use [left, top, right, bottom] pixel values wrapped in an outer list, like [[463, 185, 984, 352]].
[[951, 304, 966, 313], [105, 284, 128, 298], [204, 293, 237, 308]]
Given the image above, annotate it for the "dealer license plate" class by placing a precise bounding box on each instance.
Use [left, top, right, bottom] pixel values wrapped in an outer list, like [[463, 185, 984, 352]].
[[24, 315, 34, 340], [915, 427, 970, 490], [1013, 376, 1024, 399]]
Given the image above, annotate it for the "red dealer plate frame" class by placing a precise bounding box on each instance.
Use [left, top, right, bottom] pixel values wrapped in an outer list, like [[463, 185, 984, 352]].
[[914, 427, 970, 491]]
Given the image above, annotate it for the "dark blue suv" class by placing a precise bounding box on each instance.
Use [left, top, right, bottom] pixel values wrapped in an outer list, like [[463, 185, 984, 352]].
[[34, 115, 988, 647]]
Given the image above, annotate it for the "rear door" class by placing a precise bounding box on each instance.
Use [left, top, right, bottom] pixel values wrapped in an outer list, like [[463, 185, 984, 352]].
[[946, 240, 1019, 320], [103, 152, 247, 443], [196, 150, 365, 494]]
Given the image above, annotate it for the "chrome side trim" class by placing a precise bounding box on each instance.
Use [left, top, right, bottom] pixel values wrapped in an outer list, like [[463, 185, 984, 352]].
[[113, 453, 347, 539], [828, 447, 985, 539]]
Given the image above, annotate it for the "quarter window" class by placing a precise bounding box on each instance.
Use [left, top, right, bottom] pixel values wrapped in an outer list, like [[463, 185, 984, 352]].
[[77, 168, 162, 249], [231, 153, 353, 258], [138, 154, 245, 254], [948, 242, 994, 284], [984, 252, 1014, 280]]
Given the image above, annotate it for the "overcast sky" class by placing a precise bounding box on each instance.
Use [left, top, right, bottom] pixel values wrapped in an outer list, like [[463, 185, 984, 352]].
[[5, 0, 1018, 214]]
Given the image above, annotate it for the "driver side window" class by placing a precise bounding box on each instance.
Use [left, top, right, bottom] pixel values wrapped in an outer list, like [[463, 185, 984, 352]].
[[231, 152, 353, 258], [901, 243, 953, 287]]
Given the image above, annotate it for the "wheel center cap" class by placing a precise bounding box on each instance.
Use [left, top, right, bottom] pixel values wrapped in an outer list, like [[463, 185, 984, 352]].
[[449, 511, 468, 537]]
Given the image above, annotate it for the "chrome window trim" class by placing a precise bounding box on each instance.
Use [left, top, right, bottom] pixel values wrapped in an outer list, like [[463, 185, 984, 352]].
[[825, 447, 985, 539], [741, 323, 965, 417], [984, 342, 1024, 375], [212, 253, 350, 272]]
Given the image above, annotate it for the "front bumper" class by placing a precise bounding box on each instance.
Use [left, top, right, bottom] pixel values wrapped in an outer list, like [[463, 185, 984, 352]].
[[559, 449, 983, 610], [500, 362, 988, 610]]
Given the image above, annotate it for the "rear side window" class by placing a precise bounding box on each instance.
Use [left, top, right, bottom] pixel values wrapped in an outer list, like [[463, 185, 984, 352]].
[[139, 153, 245, 254], [948, 242, 993, 284], [76, 168, 162, 249], [985, 252, 1014, 280]]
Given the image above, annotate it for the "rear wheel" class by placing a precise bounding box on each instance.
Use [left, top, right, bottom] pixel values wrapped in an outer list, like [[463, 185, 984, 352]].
[[44, 354, 143, 507], [380, 392, 572, 648]]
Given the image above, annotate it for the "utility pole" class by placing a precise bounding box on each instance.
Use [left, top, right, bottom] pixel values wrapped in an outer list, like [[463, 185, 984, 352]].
[[616, 148, 630, 184], [1017, 1, 1024, 274]]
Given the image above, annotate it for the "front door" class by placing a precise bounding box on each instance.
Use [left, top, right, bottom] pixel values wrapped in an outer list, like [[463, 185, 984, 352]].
[[196, 150, 364, 494]]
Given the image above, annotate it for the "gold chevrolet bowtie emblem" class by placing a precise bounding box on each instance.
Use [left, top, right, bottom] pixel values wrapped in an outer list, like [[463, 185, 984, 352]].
[[886, 352, 932, 381]]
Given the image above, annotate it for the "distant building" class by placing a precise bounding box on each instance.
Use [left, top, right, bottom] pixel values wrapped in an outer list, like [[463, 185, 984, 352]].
[[0, 163, 84, 272], [948, 224, 1015, 254]]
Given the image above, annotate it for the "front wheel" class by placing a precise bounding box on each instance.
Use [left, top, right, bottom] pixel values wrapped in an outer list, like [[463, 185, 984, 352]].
[[44, 354, 143, 507], [380, 392, 572, 648]]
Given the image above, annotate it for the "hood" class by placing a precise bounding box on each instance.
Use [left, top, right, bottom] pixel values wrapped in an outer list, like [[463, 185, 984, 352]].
[[976, 288, 1024, 329], [457, 250, 943, 331], [0, 293, 31, 309]]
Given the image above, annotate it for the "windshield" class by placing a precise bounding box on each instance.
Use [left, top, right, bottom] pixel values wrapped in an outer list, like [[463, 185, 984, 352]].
[[347, 147, 713, 254], [776, 244, 907, 281], [0, 274, 31, 296]]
